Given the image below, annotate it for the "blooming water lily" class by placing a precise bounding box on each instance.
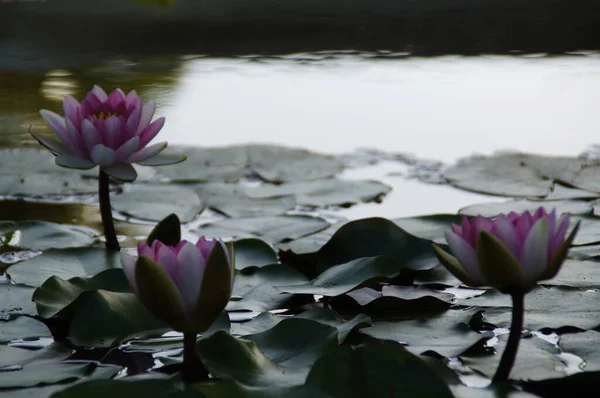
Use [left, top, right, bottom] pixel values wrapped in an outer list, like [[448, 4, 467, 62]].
[[34, 85, 184, 182], [432, 208, 578, 294]]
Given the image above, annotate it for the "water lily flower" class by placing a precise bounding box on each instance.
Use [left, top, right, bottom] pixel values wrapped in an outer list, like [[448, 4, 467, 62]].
[[432, 208, 579, 294], [34, 85, 184, 182], [121, 237, 235, 333]]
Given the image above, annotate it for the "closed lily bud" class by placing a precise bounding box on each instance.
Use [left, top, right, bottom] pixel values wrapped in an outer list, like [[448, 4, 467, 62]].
[[432, 208, 579, 294], [121, 237, 235, 332]]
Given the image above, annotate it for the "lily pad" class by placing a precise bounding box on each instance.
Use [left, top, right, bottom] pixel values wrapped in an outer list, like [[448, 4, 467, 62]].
[[571, 165, 600, 193], [51, 378, 202, 398], [443, 154, 552, 197], [0, 343, 71, 368], [0, 283, 36, 319], [461, 334, 562, 381], [0, 316, 52, 343], [0, 220, 97, 251], [245, 179, 391, 208], [542, 183, 600, 201], [0, 362, 94, 389], [277, 257, 406, 297], [193, 183, 296, 218], [111, 184, 203, 223], [457, 287, 600, 330], [558, 331, 600, 372], [393, 214, 463, 243], [314, 217, 441, 272], [360, 308, 489, 357], [230, 312, 283, 337], [193, 215, 330, 243], [518, 154, 586, 185], [459, 200, 592, 218], [247, 145, 344, 183], [305, 341, 455, 398], [69, 290, 170, 348], [6, 248, 120, 287], [233, 239, 278, 270], [33, 268, 131, 319], [228, 264, 309, 312], [154, 145, 249, 182], [539, 259, 600, 289]]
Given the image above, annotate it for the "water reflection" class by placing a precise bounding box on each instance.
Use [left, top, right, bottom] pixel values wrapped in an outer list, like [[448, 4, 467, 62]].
[[2, 53, 599, 164]]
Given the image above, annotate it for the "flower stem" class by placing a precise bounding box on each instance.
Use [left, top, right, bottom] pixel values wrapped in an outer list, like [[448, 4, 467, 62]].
[[492, 292, 525, 384], [98, 170, 120, 251], [182, 332, 208, 383]]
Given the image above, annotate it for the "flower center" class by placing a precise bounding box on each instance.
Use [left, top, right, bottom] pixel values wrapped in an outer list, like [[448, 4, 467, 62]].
[[91, 111, 119, 120]]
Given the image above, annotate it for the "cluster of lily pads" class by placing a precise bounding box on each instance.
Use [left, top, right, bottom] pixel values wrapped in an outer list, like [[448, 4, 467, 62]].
[[1, 86, 600, 397]]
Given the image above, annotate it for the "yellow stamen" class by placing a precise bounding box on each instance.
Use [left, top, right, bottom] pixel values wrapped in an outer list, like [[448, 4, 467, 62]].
[[91, 112, 119, 120]]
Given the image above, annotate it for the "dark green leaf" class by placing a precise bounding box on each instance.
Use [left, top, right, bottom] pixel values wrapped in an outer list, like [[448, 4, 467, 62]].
[[0, 220, 97, 251], [0, 283, 36, 319], [146, 214, 181, 246], [233, 239, 277, 270], [0, 316, 51, 343]]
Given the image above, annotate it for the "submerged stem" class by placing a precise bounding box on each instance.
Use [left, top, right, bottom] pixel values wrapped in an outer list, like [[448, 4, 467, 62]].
[[182, 332, 208, 383], [98, 170, 120, 251], [492, 292, 525, 384]]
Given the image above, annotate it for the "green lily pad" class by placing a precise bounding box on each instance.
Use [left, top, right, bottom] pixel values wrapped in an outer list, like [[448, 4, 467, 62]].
[[571, 165, 600, 193], [457, 287, 600, 330], [247, 145, 344, 183], [0, 343, 71, 368], [275, 221, 344, 255], [277, 257, 406, 297], [154, 145, 249, 182], [111, 184, 204, 223], [295, 307, 371, 343], [569, 216, 600, 246], [0, 220, 97, 251], [443, 154, 552, 198], [558, 330, 600, 372], [461, 334, 562, 381], [0, 362, 94, 389], [0, 149, 101, 196], [233, 239, 278, 270], [393, 214, 463, 244], [542, 183, 600, 201], [0, 283, 36, 319], [0, 316, 52, 343], [245, 179, 391, 208], [228, 264, 309, 312], [518, 154, 585, 185], [540, 259, 600, 289], [51, 378, 202, 398], [6, 248, 120, 287], [314, 217, 441, 272], [305, 341, 455, 398], [360, 308, 489, 357], [194, 380, 321, 398], [193, 183, 296, 218], [193, 215, 330, 243], [197, 331, 307, 387], [230, 312, 283, 337], [459, 200, 592, 217], [69, 290, 169, 348], [33, 268, 131, 319]]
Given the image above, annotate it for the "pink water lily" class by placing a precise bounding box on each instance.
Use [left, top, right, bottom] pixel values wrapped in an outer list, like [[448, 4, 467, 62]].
[[121, 237, 235, 332], [33, 85, 184, 181], [432, 208, 579, 293]]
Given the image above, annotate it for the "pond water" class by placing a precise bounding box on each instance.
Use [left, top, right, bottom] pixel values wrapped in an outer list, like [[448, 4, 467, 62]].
[[2, 52, 599, 217]]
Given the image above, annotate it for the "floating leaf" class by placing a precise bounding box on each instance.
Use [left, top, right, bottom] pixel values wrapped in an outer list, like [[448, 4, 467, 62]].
[[193, 183, 296, 218], [0, 220, 97, 251], [228, 264, 309, 312], [461, 335, 562, 381], [0, 283, 36, 319], [314, 217, 441, 272], [194, 215, 330, 243], [443, 154, 552, 197], [277, 257, 405, 297], [540, 259, 600, 289], [0, 343, 71, 368], [393, 214, 462, 243], [457, 287, 600, 330], [305, 341, 455, 398], [69, 290, 169, 348], [558, 330, 600, 372], [460, 200, 592, 218], [0, 316, 51, 343], [6, 248, 120, 287], [111, 185, 203, 223], [245, 179, 390, 208], [34, 268, 131, 319], [52, 378, 202, 398], [233, 239, 278, 270], [0, 362, 94, 389], [360, 308, 489, 357], [247, 145, 344, 183]]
